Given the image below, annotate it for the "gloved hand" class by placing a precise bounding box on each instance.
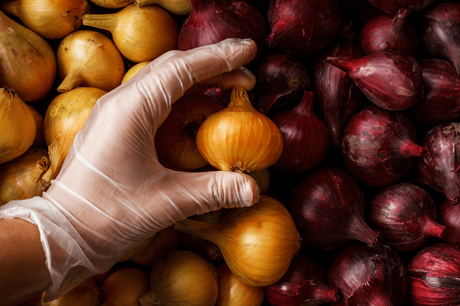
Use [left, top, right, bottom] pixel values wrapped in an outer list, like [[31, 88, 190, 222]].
[[0, 38, 260, 301]]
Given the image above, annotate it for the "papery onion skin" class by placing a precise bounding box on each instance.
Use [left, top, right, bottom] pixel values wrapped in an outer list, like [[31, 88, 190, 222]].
[[287, 167, 379, 253], [266, 0, 341, 56], [439, 198, 460, 245], [135, 0, 192, 15], [100, 268, 150, 306], [417, 121, 460, 205], [342, 105, 427, 188], [327, 242, 408, 306], [265, 253, 340, 306], [368, 182, 446, 252], [407, 243, 460, 306], [366, 0, 436, 15], [89, 0, 133, 8]]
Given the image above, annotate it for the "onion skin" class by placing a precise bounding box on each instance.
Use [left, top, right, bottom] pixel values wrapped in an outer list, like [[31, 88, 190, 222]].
[[27, 105, 46, 148], [287, 167, 379, 253], [265, 253, 340, 306], [326, 51, 424, 111], [41, 277, 101, 306], [366, 0, 436, 14], [439, 198, 460, 245], [408, 243, 460, 306], [122, 61, 150, 84], [417, 122, 460, 205], [89, 0, 133, 8], [100, 268, 150, 306], [342, 105, 427, 187], [135, 0, 192, 15], [368, 182, 446, 252], [0, 0, 89, 39], [0, 11, 56, 102], [266, 0, 342, 56], [327, 242, 408, 306]]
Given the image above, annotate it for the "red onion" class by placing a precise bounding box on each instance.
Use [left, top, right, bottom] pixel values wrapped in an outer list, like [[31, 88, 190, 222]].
[[178, 0, 267, 59], [342, 105, 428, 188], [359, 8, 419, 57], [327, 242, 408, 306], [409, 58, 460, 125], [417, 121, 460, 205], [439, 198, 460, 245], [270, 91, 330, 177], [266, 0, 341, 56], [326, 50, 424, 111], [366, 0, 436, 15], [287, 167, 380, 253], [408, 243, 460, 306], [314, 26, 365, 147], [265, 253, 340, 306], [419, 0, 460, 76], [251, 50, 310, 115], [368, 182, 446, 252], [202, 87, 232, 106]]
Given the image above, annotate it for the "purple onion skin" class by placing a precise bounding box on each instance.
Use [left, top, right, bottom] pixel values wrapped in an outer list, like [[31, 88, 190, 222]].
[[252, 51, 310, 115], [265, 253, 340, 306], [408, 243, 460, 306], [419, 0, 460, 76], [178, 0, 267, 59], [326, 51, 424, 111], [327, 242, 408, 306], [359, 8, 419, 57], [287, 167, 379, 253], [367, 0, 436, 15], [439, 198, 460, 245], [409, 59, 460, 125], [368, 182, 446, 252], [417, 122, 460, 205], [342, 105, 427, 188], [314, 33, 366, 148], [266, 0, 341, 56], [271, 91, 330, 177]]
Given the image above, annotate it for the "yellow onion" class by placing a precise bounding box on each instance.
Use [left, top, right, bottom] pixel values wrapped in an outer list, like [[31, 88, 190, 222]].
[[82, 4, 178, 63], [216, 263, 265, 306], [41, 277, 101, 306], [135, 0, 191, 15], [196, 85, 283, 174], [0, 0, 89, 39], [0, 11, 56, 102], [89, 0, 133, 8], [100, 268, 150, 306], [138, 249, 219, 306], [174, 195, 300, 287], [42, 87, 107, 186], [131, 226, 181, 266], [56, 30, 125, 93], [27, 105, 46, 148], [0, 88, 36, 164], [0, 147, 49, 205], [122, 61, 150, 84]]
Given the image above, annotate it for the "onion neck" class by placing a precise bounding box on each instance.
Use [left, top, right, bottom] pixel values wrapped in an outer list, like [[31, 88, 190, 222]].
[[294, 91, 314, 117], [174, 218, 220, 245], [400, 140, 428, 157], [58, 70, 83, 93], [0, 2, 19, 19], [392, 9, 409, 32], [82, 13, 118, 33], [325, 57, 355, 73], [420, 216, 446, 238], [229, 85, 256, 111], [348, 215, 380, 246]]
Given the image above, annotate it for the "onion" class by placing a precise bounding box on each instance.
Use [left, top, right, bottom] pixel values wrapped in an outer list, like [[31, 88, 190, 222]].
[[178, 0, 267, 60], [251, 50, 310, 115], [196, 85, 283, 174], [271, 91, 331, 176], [419, 0, 460, 76], [366, 0, 436, 14], [359, 8, 419, 57], [174, 195, 300, 287], [202, 87, 232, 106], [417, 121, 460, 205], [0, 147, 49, 205], [327, 242, 408, 306], [41, 277, 101, 306], [89, 0, 133, 8], [0, 88, 36, 164], [42, 87, 107, 186], [0, 0, 89, 39], [56, 30, 125, 93], [266, 0, 341, 56], [155, 93, 225, 170], [439, 198, 460, 246], [216, 263, 265, 306], [326, 50, 424, 111], [135, 0, 192, 15], [287, 167, 379, 253], [27, 105, 46, 148], [83, 4, 179, 63], [138, 249, 219, 306], [342, 105, 427, 187], [100, 268, 150, 306], [265, 253, 340, 306], [0, 11, 56, 102], [368, 182, 446, 252], [122, 61, 150, 84], [407, 243, 460, 306]]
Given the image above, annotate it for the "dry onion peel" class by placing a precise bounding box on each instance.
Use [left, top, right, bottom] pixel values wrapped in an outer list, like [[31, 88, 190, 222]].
[[89, 0, 133, 8], [135, 0, 191, 15], [100, 268, 150, 306]]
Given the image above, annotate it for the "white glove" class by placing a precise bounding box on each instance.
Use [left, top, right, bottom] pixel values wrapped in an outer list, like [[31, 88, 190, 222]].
[[0, 38, 260, 301]]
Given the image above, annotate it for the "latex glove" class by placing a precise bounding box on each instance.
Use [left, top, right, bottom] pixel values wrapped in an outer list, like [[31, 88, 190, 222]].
[[0, 38, 260, 301]]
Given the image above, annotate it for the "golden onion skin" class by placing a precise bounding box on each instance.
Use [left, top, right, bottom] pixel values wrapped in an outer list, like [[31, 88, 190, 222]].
[[89, 0, 133, 8], [135, 0, 192, 15], [196, 85, 283, 173]]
